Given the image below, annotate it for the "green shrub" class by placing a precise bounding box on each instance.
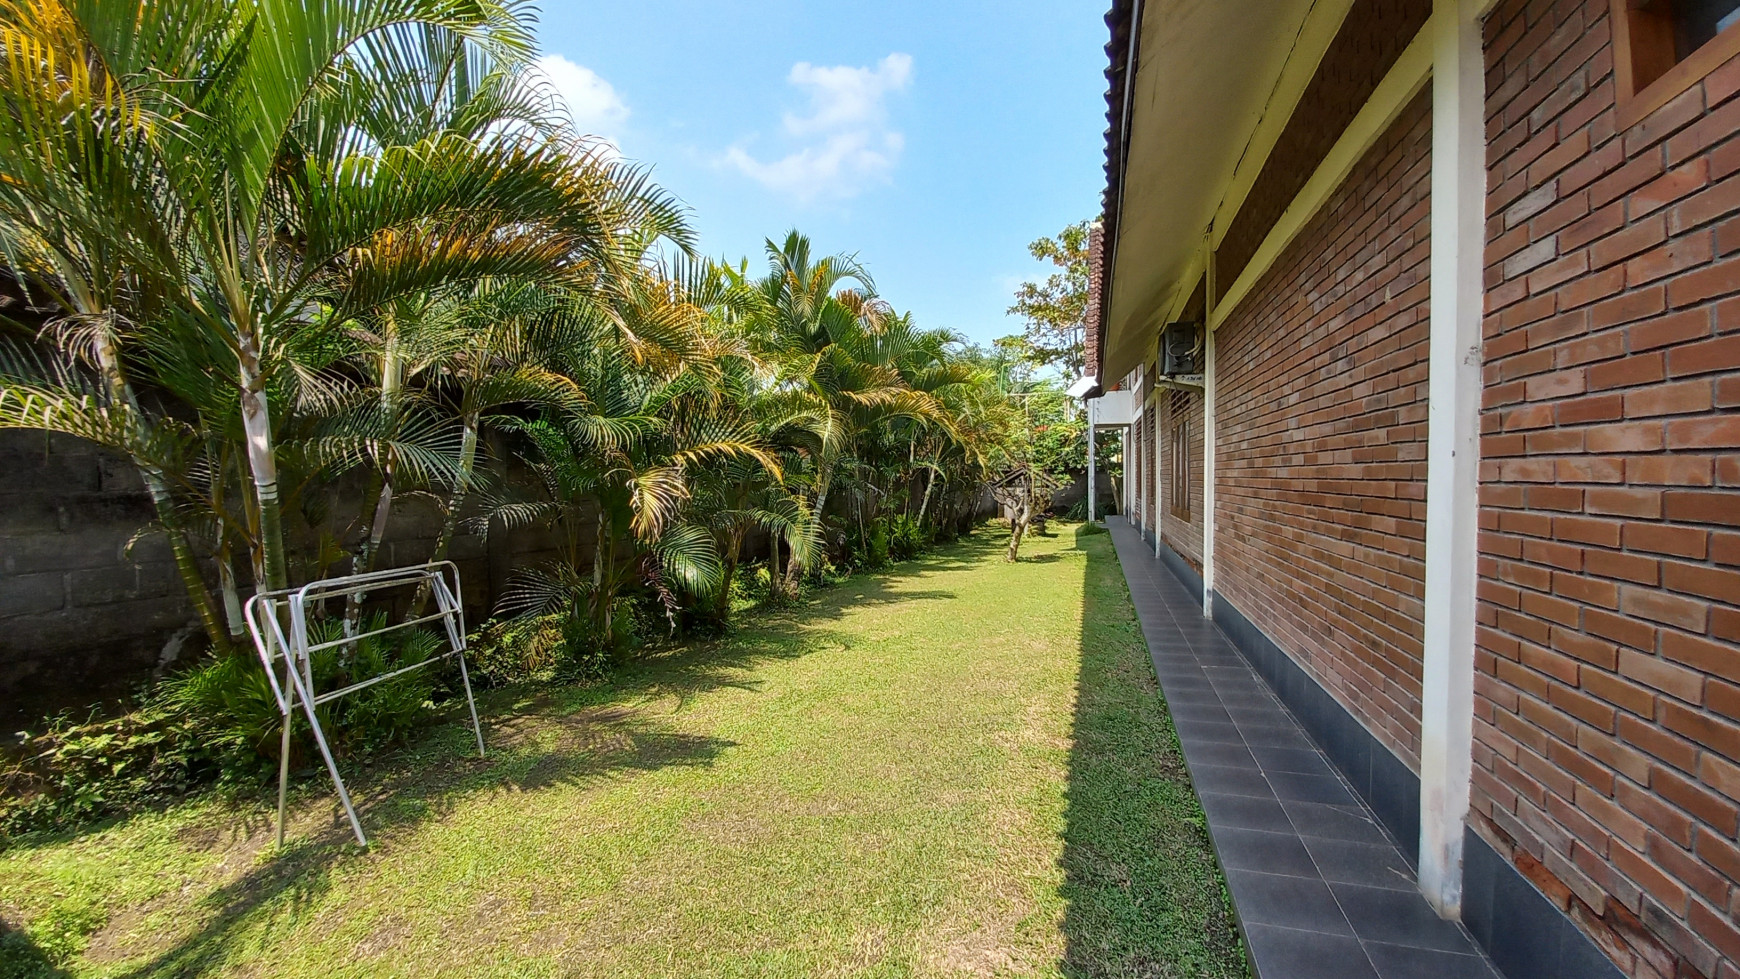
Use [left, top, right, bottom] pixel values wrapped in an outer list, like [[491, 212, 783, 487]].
[[468, 615, 564, 687], [1, 704, 217, 838], [3, 615, 450, 838], [888, 514, 925, 561]]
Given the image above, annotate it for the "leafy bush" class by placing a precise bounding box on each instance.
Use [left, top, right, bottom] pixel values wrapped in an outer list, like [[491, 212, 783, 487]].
[[468, 615, 564, 687], [2, 616, 450, 838], [887, 514, 925, 561], [1, 705, 217, 838]]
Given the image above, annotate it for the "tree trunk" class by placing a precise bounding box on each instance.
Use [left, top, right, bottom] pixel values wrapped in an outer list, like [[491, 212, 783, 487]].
[[92, 330, 229, 648], [1006, 500, 1029, 562], [238, 334, 289, 592], [715, 526, 743, 619], [916, 468, 939, 528], [216, 550, 246, 643], [342, 467, 392, 638], [345, 319, 404, 631], [768, 531, 789, 602], [788, 464, 832, 591], [592, 506, 614, 640], [411, 413, 478, 616]]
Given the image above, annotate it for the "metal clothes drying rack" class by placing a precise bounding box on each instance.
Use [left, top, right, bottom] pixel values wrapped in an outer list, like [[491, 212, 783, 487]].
[[243, 561, 485, 848]]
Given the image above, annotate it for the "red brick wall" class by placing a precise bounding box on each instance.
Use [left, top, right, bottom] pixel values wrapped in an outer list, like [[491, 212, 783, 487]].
[[1213, 91, 1433, 766], [1160, 388, 1206, 567], [1475, 1, 1740, 976]]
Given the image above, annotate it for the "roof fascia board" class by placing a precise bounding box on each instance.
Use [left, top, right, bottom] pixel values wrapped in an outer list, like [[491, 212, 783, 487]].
[[1210, 0, 1359, 250], [1158, 249, 1205, 331], [1100, 0, 1145, 387], [1209, 21, 1434, 332]]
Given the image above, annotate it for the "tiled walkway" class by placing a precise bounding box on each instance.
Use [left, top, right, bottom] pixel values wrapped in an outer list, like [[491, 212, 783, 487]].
[[1108, 518, 1503, 979]]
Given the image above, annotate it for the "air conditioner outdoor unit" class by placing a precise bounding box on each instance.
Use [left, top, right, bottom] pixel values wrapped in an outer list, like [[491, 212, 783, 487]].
[[1162, 320, 1203, 376]]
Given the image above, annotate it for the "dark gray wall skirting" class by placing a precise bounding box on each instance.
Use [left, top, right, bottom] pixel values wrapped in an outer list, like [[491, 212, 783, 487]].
[[1141, 526, 1157, 549], [1205, 595, 1422, 862], [1157, 540, 1204, 605], [1463, 829, 1625, 979], [1148, 550, 1625, 979]]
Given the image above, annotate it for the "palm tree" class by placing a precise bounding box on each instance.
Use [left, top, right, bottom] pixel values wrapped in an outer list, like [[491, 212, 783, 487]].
[[0, 0, 687, 599], [741, 232, 954, 588]]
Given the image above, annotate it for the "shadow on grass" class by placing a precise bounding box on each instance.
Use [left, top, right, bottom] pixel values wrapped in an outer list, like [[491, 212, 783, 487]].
[[33, 530, 1001, 979], [1057, 522, 1249, 978], [0, 923, 73, 979]]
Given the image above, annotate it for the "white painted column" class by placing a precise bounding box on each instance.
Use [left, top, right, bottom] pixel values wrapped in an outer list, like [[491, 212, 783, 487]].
[[1131, 413, 1141, 531], [1124, 423, 1133, 521], [1202, 235, 1218, 618], [1136, 391, 1149, 533], [1087, 399, 1098, 523], [1201, 330, 1216, 618], [1419, 0, 1485, 919], [1155, 383, 1164, 558]]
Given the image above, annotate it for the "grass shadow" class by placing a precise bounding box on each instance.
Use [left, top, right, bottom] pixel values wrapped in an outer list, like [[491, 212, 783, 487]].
[[0, 921, 73, 979], [103, 698, 737, 979], [51, 532, 1004, 978], [1057, 522, 1249, 978]]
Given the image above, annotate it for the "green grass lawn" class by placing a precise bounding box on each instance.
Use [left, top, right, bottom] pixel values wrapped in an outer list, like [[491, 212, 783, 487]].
[[0, 526, 1246, 978]]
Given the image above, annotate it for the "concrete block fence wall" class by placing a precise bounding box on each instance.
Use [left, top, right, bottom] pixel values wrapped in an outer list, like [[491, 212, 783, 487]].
[[0, 430, 570, 728]]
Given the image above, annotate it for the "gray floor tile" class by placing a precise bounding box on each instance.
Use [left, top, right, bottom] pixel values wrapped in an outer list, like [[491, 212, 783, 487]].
[[1283, 802, 1392, 846], [1224, 870, 1353, 934], [1212, 826, 1319, 877], [1243, 925, 1380, 979], [1268, 771, 1359, 806], [1218, 691, 1282, 709], [1187, 763, 1275, 799], [1186, 742, 1257, 768], [1198, 792, 1293, 834], [1365, 943, 1500, 979], [1303, 837, 1416, 891], [1170, 702, 1234, 723], [1171, 718, 1244, 744], [1332, 883, 1480, 953], [1105, 520, 1502, 979], [1237, 724, 1310, 748], [1161, 688, 1228, 706], [1250, 744, 1335, 776]]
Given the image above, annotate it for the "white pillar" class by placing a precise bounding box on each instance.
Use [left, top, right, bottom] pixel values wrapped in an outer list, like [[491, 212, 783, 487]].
[[1154, 383, 1164, 558], [1136, 394, 1147, 532], [1419, 0, 1485, 919], [1124, 424, 1133, 521], [1203, 236, 1218, 617], [1202, 330, 1216, 617], [1087, 399, 1098, 523]]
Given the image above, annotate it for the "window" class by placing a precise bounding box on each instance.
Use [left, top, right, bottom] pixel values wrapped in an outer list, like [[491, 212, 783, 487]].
[[1614, 0, 1740, 128], [1168, 390, 1192, 519]]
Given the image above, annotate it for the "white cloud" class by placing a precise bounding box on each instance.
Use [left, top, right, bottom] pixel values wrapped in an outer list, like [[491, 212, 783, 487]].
[[724, 53, 913, 203], [534, 53, 629, 149]]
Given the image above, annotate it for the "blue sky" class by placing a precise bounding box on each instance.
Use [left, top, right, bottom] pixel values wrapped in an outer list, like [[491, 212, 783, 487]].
[[532, 0, 1110, 349]]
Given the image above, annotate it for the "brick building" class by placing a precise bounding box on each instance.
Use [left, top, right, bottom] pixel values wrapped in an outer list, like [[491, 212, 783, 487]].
[[1088, 1, 1740, 976]]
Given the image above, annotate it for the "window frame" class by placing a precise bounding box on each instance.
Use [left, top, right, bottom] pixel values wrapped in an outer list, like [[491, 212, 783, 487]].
[[1612, 0, 1740, 129], [1168, 390, 1192, 521]]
